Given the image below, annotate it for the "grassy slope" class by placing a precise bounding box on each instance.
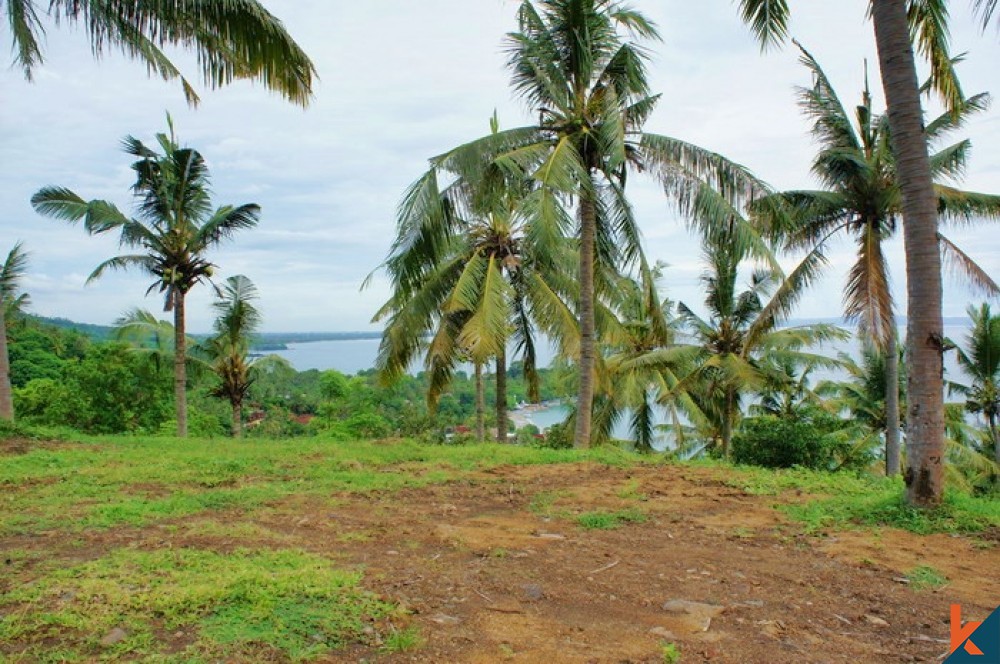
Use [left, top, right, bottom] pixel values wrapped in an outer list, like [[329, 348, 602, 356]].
[[1, 431, 997, 662]]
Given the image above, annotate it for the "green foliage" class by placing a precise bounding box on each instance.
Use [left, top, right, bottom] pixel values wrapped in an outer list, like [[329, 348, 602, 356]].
[[732, 412, 868, 471], [661, 641, 682, 664], [15, 343, 172, 434], [576, 508, 647, 530]]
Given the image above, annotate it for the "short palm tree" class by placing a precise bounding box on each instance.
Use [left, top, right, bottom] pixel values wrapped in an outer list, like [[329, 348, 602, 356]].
[[0, 242, 29, 421], [374, 177, 578, 443], [949, 303, 1000, 462], [752, 44, 1000, 476], [594, 262, 702, 452], [399, 0, 768, 448], [674, 237, 847, 458], [203, 275, 262, 438], [31, 118, 260, 436], [5, 0, 316, 105]]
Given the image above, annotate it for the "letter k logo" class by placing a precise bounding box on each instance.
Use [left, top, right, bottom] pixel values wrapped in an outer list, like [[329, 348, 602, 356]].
[[952, 605, 985, 656]]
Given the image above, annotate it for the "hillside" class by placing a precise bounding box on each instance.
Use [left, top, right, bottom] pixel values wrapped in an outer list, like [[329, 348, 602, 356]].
[[1, 433, 996, 662]]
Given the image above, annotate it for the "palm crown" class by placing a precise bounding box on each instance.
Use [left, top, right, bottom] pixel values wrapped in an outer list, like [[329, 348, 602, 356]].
[[5, 0, 316, 105]]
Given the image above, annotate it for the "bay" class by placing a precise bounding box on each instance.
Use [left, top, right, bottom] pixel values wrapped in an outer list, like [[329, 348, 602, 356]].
[[266, 322, 975, 440]]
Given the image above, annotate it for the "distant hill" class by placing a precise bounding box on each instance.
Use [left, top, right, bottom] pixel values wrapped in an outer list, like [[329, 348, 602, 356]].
[[26, 315, 970, 349], [31, 315, 115, 341]]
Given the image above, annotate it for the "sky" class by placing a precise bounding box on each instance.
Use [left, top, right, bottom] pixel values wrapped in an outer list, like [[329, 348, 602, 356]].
[[1, 0, 998, 333]]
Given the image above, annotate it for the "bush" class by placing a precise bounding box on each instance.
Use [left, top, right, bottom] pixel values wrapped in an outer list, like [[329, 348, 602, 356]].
[[732, 413, 852, 470]]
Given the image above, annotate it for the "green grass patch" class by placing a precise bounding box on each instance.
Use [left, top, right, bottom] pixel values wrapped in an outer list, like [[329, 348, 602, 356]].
[[0, 434, 638, 536], [907, 565, 949, 590], [576, 508, 648, 530], [783, 487, 1000, 535], [0, 547, 400, 662]]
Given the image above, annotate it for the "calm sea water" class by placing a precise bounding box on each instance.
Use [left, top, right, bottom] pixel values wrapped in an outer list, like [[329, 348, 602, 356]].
[[268, 324, 973, 436]]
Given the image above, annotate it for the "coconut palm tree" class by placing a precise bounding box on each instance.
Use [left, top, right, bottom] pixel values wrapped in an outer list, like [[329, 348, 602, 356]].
[[592, 262, 704, 452], [400, 0, 768, 448], [31, 118, 260, 437], [0, 242, 29, 421], [374, 176, 579, 443], [752, 44, 1000, 476], [674, 236, 848, 458], [949, 303, 1000, 462], [736, 0, 1000, 506], [4, 0, 316, 106], [203, 275, 262, 438]]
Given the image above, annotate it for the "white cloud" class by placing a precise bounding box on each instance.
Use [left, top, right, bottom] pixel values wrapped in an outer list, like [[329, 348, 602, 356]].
[[1, 0, 997, 332]]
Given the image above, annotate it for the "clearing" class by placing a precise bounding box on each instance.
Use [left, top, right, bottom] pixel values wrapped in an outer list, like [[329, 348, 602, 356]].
[[0, 435, 997, 662]]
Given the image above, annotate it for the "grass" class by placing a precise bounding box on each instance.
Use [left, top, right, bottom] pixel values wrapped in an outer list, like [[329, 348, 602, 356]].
[[576, 508, 648, 530], [0, 434, 636, 536], [687, 459, 1000, 536], [2, 429, 999, 661], [0, 548, 401, 662], [907, 565, 949, 590]]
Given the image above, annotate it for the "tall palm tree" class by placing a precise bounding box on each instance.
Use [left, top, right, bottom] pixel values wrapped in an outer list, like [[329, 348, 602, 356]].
[[674, 237, 847, 458], [752, 44, 1000, 476], [203, 275, 261, 438], [399, 0, 768, 448], [0, 242, 29, 421], [736, 0, 1000, 506], [4, 0, 316, 106], [31, 118, 260, 437], [950, 303, 1000, 462]]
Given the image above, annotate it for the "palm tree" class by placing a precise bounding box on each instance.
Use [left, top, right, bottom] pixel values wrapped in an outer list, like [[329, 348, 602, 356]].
[[31, 118, 260, 437], [374, 175, 578, 444], [674, 237, 847, 458], [0, 242, 29, 421], [950, 303, 1000, 462], [594, 262, 703, 452], [818, 344, 906, 457], [399, 0, 768, 448], [736, 0, 1000, 506], [5, 0, 316, 106], [203, 275, 262, 438], [752, 44, 1000, 477], [114, 307, 179, 373]]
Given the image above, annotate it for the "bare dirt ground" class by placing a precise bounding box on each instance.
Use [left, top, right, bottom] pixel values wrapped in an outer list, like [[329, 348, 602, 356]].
[[6, 459, 999, 662], [221, 463, 998, 662]]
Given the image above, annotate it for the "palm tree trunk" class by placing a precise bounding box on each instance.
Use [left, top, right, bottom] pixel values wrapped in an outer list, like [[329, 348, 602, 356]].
[[173, 291, 188, 438], [872, 0, 945, 507], [0, 305, 13, 422], [475, 362, 485, 442], [231, 399, 242, 438], [721, 388, 735, 460], [495, 349, 508, 443], [574, 189, 597, 449], [990, 413, 999, 466], [885, 328, 901, 476]]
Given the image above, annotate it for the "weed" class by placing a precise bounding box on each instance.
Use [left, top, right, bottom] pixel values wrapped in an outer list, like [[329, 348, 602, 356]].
[[907, 565, 948, 590], [616, 479, 648, 501], [577, 508, 647, 530], [381, 625, 423, 653], [661, 641, 681, 663]]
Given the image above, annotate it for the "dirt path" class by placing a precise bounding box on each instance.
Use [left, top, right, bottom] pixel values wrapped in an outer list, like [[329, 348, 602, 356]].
[[244, 463, 997, 663]]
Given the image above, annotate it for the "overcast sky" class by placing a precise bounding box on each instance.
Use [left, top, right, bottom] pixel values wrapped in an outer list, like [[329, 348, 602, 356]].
[[1, 0, 998, 333]]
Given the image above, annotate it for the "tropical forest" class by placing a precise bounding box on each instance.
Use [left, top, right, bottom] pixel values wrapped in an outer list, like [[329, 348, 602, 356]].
[[1, 1, 999, 662]]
